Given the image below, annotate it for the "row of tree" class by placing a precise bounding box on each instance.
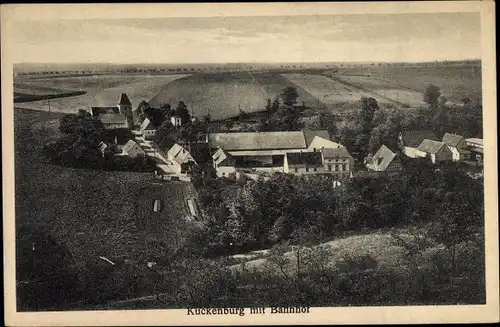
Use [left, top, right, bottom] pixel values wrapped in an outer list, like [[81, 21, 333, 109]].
[[192, 157, 483, 260]]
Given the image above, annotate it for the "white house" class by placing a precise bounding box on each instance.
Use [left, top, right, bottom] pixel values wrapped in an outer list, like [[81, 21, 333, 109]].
[[167, 143, 197, 174], [416, 139, 453, 164], [442, 133, 471, 161], [365, 145, 402, 174], [121, 140, 145, 158], [284, 151, 323, 174], [212, 147, 237, 178], [140, 118, 157, 140], [399, 130, 438, 158], [209, 130, 353, 178], [171, 115, 182, 127]]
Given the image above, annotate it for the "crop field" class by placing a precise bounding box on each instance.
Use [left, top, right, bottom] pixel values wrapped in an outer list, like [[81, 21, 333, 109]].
[[335, 75, 426, 107], [149, 72, 270, 120], [13, 74, 189, 113], [340, 64, 482, 104], [282, 73, 392, 109], [14, 108, 197, 263], [13, 63, 482, 119]]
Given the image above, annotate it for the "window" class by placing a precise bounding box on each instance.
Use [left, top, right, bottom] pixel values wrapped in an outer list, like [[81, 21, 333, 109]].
[[294, 168, 298, 173], [306, 167, 309, 173], [313, 167, 317, 172], [152, 199, 162, 212], [336, 164, 340, 171], [222, 172, 225, 176], [342, 164, 347, 171], [328, 164, 332, 171]]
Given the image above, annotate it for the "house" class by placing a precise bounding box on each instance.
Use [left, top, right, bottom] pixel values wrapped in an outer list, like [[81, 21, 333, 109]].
[[88, 93, 133, 129], [209, 130, 353, 177], [365, 145, 402, 174], [465, 137, 484, 164], [284, 151, 323, 174], [121, 140, 145, 158], [321, 146, 354, 176], [442, 133, 471, 161], [171, 115, 182, 127], [167, 143, 197, 174], [212, 147, 236, 178], [398, 130, 438, 158], [416, 139, 453, 164], [140, 118, 157, 140]]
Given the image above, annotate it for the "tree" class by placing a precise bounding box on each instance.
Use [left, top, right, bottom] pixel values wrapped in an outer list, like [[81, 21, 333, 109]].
[[280, 87, 299, 106], [423, 84, 441, 108], [265, 98, 272, 112], [354, 97, 379, 160], [175, 101, 191, 125], [271, 97, 280, 113]]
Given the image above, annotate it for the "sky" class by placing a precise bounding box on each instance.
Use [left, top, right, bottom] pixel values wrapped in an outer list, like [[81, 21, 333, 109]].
[[11, 12, 481, 64]]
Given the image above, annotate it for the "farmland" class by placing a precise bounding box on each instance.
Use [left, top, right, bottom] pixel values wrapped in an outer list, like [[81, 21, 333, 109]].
[[13, 62, 482, 120], [14, 74, 189, 113], [282, 73, 381, 110], [334, 75, 426, 107], [338, 63, 482, 104]]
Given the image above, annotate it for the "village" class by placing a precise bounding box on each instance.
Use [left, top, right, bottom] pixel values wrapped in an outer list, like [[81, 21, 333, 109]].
[[88, 92, 484, 186]]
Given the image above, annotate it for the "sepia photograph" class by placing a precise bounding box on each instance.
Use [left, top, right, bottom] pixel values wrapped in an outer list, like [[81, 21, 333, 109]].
[[2, 2, 498, 325]]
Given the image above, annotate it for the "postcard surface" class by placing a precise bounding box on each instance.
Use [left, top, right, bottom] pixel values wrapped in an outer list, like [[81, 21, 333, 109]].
[[2, 2, 498, 325]]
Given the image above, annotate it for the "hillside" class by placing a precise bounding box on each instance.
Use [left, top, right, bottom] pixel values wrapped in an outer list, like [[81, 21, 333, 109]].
[[14, 108, 200, 263]]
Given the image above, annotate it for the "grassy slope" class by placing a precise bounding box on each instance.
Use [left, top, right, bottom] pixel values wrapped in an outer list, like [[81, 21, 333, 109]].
[[14, 108, 198, 263], [149, 72, 325, 120]]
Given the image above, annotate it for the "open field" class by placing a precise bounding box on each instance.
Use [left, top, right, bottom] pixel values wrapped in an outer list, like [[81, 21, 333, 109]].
[[12, 62, 482, 119], [14, 108, 198, 263], [149, 72, 325, 120], [334, 75, 426, 107], [149, 72, 268, 120], [339, 64, 482, 104], [13, 74, 189, 113], [282, 73, 381, 109]]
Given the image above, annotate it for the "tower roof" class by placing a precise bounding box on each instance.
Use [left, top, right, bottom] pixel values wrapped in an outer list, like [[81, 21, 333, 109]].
[[118, 93, 131, 106]]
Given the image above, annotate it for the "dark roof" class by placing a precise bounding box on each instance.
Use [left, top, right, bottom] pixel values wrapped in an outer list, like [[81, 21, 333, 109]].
[[400, 130, 438, 147], [322, 146, 352, 159], [90, 106, 119, 116], [286, 151, 323, 166], [417, 139, 446, 154], [118, 93, 131, 106], [303, 130, 330, 147], [442, 133, 464, 147]]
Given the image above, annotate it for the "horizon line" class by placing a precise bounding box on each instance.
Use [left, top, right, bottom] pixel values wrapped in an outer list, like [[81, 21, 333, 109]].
[[14, 58, 482, 66]]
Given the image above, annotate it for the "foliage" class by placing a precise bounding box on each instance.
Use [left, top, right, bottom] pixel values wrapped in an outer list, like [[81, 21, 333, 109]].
[[280, 86, 299, 106]]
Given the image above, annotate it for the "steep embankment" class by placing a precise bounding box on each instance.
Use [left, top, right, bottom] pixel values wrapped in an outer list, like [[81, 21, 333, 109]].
[[14, 108, 200, 264]]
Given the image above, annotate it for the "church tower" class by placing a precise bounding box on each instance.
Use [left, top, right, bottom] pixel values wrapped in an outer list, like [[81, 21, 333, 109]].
[[117, 93, 133, 127]]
